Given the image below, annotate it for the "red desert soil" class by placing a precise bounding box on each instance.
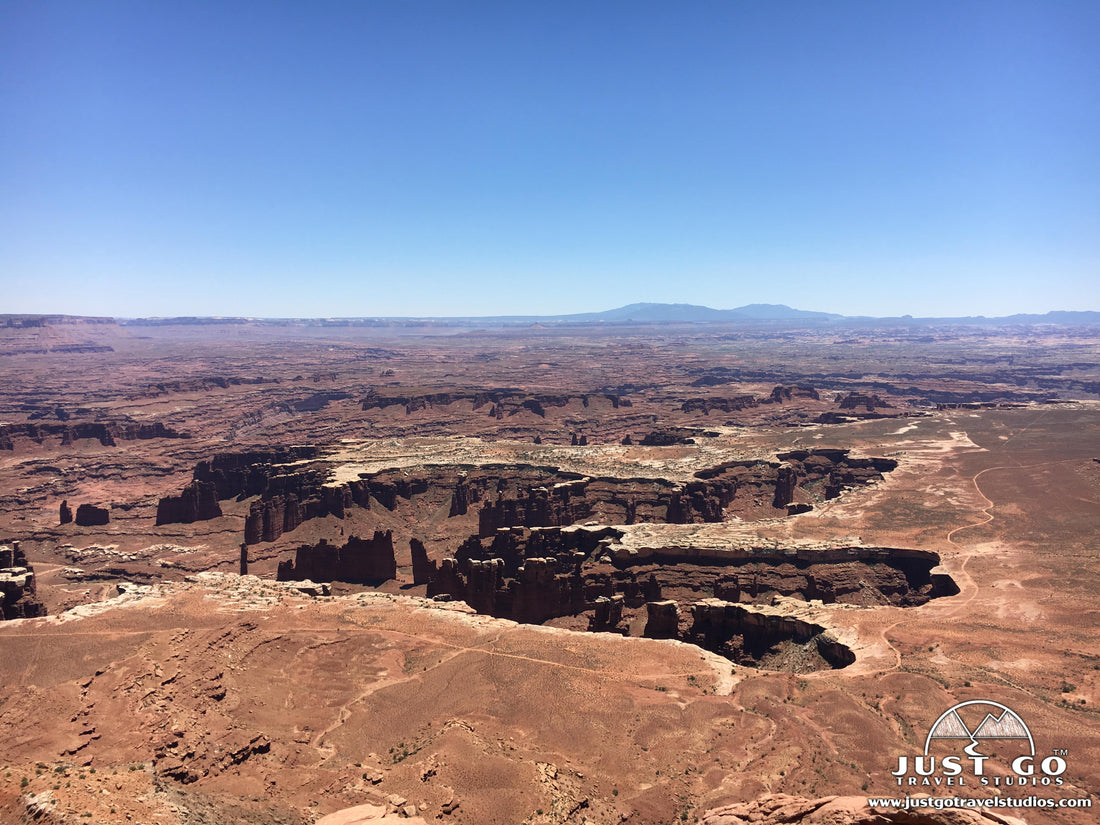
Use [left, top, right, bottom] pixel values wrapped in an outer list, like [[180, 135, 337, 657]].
[[1, 317, 1098, 823]]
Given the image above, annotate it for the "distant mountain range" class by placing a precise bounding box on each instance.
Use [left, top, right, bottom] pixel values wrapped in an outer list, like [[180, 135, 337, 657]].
[[552, 302, 845, 323], [493, 303, 1100, 326], [7, 304, 1100, 328]]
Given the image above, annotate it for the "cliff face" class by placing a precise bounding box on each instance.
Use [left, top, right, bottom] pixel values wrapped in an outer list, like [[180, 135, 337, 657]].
[[410, 538, 436, 585], [155, 481, 223, 525], [838, 392, 893, 411], [433, 527, 951, 612], [162, 447, 895, 548], [476, 450, 896, 535], [474, 468, 734, 534], [0, 543, 46, 620], [243, 485, 353, 544], [275, 532, 396, 584], [0, 421, 186, 450], [361, 389, 629, 417], [420, 524, 955, 670], [689, 599, 854, 669], [156, 447, 339, 541], [430, 554, 588, 625], [711, 554, 958, 607], [75, 504, 110, 526], [773, 449, 897, 501], [768, 384, 820, 402], [427, 526, 609, 623], [192, 448, 321, 501], [681, 396, 758, 415]]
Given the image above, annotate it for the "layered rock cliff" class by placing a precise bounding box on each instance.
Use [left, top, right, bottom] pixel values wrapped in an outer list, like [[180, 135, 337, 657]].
[[0, 420, 186, 450], [422, 524, 954, 670], [276, 531, 397, 584], [159, 446, 895, 549], [0, 542, 46, 620], [75, 504, 110, 526], [155, 481, 223, 525], [361, 389, 630, 417]]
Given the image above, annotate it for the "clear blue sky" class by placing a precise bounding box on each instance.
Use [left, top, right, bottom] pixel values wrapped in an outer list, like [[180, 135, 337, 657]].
[[2, 1, 1098, 318]]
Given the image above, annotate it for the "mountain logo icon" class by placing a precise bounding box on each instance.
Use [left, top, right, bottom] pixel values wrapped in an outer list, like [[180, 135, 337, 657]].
[[924, 700, 1034, 757]]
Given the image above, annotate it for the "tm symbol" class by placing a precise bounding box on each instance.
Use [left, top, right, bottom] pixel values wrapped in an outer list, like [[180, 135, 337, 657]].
[[1053, 748, 1069, 757]]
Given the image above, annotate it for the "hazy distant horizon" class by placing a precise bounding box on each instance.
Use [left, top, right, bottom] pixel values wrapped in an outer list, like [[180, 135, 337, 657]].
[[8, 300, 1100, 324], [4, 3, 1098, 319]]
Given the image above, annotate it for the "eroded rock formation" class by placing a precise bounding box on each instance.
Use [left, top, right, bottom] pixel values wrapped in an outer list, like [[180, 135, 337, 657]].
[[689, 599, 854, 669], [639, 428, 705, 446], [192, 448, 321, 501], [643, 600, 679, 638], [0, 420, 186, 449], [410, 538, 436, 585], [276, 532, 396, 584], [471, 453, 890, 536], [0, 542, 46, 620], [156, 481, 223, 525], [422, 523, 954, 671], [75, 504, 110, 526], [159, 447, 353, 544], [681, 396, 758, 414], [838, 392, 893, 411], [361, 389, 630, 417], [767, 385, 820, 402], [428, 553, 587, 624], [590, 594, 624, 631], [162, 446, 896, 550]]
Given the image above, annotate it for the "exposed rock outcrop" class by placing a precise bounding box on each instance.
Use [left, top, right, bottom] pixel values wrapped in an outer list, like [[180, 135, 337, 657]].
[[132, 375, 277, 398], [639, 428, 702, 446], [361, 389, 629, 417], [410, 538, 436, 585], [423, 524, 954, 670], [428, 553, 586, 624], [165, 446, 895, 548], [290, 391, 351, 412], [0, 542, 46, 620], [689, 599, 854, 669], [155, 481, 223, 525], [767, 384, 820, 403], [643, 600, 679, 638], [75, 504, 110, 526], [772, 465, 797, 507], [681, 395, 758, 415], [0, 420, 186, 449], [192, 447, 321, 501], [245, 494, 302, 544], [590, 594, 624, 631], [838, 392, 893, 411], [774, 449, 896, 501], [710, 556, 959, 607], [476, 451, 894, 536], [276, 532, 396, 584], [159, 447, 372, 546], [59, 500, 73, 524]]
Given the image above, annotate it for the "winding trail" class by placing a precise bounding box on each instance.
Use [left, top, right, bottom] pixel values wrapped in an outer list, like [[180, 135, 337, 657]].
[[866, 405, 1082, 678]]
